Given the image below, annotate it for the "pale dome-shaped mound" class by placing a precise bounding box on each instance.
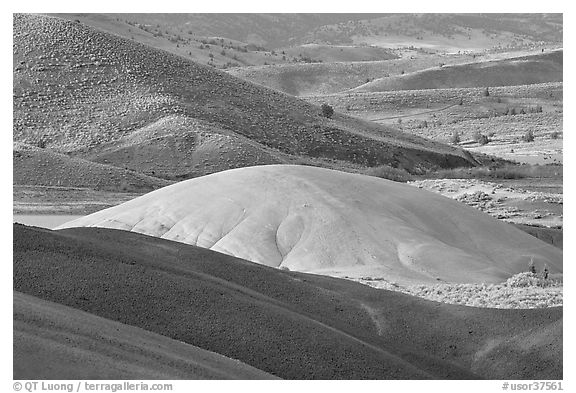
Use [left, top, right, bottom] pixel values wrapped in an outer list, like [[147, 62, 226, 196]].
[[58, 165, 562, 285]]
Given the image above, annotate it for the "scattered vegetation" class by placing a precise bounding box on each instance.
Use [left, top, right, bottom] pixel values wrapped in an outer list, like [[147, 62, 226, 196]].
[[358, 271, 562, 309], [425, 163, 562, 180], [364, 165, 413, 182]]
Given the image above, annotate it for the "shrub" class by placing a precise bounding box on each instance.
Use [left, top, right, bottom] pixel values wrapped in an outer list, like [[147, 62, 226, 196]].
[[505, 272, 560, 288], [321, 103, 334, 119], [450, 130, 460, 145], [550, 131, 560, 139], [522, 130, 535, 142], [473, 131, 489, 145]]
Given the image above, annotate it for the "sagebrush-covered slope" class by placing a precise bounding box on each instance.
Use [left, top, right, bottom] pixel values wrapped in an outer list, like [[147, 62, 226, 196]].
[[13, 13, 476, 180]]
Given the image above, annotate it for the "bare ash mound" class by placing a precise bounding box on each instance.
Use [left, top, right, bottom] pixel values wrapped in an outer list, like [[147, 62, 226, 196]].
[[14, 224, 562, 379], [351, 50, 563, 93], [14, 292, 276, 380], [13, 13, 476, 180], [59, 165, 562, 285], [13, 142, 171, 192]]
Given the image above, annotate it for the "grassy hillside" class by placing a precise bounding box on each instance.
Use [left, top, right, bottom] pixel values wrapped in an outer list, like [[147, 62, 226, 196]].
[[352, 51, 562, 93], [14, 224, 562, 379], [14, 14, 476, 179], [14, 292, 277, 379]]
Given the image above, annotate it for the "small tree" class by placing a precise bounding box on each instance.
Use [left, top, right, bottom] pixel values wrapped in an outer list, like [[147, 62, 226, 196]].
[[321, 103, 334, 119], [450, 130, 460, 145], [477, 134, 489, 145], [522, 130, 534, 142], [473, 131, 489, 145]]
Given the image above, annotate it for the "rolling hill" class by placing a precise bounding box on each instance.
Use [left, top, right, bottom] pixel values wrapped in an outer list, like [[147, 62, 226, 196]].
[[14, 292, 277, 379], [14, 223, 562, 379], [351, 50, 563, 93], [228, 55, 474, 96], [55, 14, 562, 51], [83, 115, 286, 179], [13, 142, 171, 191], [58, 165, 562, 285], [13, 13, 478, 184]]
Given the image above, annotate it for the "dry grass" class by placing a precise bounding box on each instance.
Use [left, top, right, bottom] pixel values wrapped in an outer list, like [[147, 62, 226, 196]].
[[356, 272, 562, 309], [363, 165, 414, 182], [423, 163, 562, 180]]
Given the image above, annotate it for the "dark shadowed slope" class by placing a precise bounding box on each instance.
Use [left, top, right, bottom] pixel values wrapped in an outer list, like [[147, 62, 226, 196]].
[[351, 50, 563, 93], [13, 142, 171, 191], [13, 13, 476, 180], [14, 224, 562, 379], [14, 292, 277, 380]]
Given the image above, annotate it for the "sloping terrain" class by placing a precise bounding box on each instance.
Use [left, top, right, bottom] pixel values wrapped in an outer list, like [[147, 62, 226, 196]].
[[52, 14, 398, 68], [58, 14, 562, 51], [84, 115, 285, 179], [58, 165, 562, 285], [351, 50, 563, 92], [13, 142, 171, 191], [14, 292, 277, 380], [303, 14, 562, 51], [13, 13, 477, 181], [228, 55, 474, 96], [280, 43, 397, 63], [14, 224, 562, 379]]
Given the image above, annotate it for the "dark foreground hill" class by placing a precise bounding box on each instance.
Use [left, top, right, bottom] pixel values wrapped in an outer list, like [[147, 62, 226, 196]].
[[13, 13, 476, 182], [352, 50, 563, 93], [14, 224, 562, 379], [14, 292, 277, 379]]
